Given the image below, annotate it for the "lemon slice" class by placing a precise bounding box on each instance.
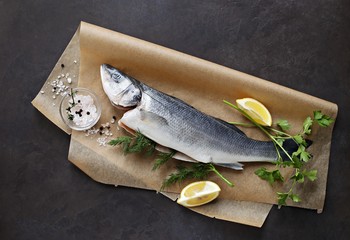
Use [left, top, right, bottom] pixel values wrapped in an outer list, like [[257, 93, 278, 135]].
[[177, 181, 221, 207], [236, 98, 272, 126]]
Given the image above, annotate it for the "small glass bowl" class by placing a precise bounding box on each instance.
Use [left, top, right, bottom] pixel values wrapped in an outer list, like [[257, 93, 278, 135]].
[[59, 87, 101, 131]]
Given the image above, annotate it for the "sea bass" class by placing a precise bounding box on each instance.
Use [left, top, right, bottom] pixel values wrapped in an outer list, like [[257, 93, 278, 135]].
[[100, 64, 294, 170]]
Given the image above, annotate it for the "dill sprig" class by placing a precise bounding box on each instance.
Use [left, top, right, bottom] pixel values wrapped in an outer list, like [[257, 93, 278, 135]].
[[108, 131, 174, 170], [108, 136, 133, 153], [152, 150, 177, 171], [128, 132, 156, 155], [108, 132, 234, 189], [161, 163, 234, 191], [108, 131, 156, 155]]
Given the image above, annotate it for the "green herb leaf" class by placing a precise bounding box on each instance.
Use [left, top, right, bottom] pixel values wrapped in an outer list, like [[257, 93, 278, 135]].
[[303, 117, 313, 135], [300, 150, 311, 162], [255, 167, 284, 185], [272, 170, 284, 182], [292, 156, 303, 168], [303, 169, 317, 181], [289, 193, 301, 203], [293, 134, 304, 144], [291, 171, 304, 183], [276, 138, 285, 146], [313, 110, 323, 120], [313, 111, 334, 127], [277, 192, 289, 206], [277, 119, 291, 131]]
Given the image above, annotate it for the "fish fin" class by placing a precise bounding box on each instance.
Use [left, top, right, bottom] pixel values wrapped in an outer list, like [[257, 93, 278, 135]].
[[213, 117, 246, 136], [172, 153, 198, 163], [155, 145, 198, 163], [216, 162, 244, 171], [280, 139, 313, 161], [139, 109, 169, 126]]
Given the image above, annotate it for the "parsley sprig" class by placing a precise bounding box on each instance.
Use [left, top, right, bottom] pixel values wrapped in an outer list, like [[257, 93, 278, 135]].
[[224, 100, 334, 206]]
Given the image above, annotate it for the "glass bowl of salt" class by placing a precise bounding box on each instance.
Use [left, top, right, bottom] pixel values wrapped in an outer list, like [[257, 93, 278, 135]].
[[59, 87, 101, 131]]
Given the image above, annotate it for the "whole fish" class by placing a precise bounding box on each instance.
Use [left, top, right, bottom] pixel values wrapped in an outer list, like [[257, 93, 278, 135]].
[[100, 64, 296, 170]]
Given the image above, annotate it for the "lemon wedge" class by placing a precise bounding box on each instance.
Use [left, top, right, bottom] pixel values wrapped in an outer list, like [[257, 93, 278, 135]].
[[177, 181, 221, 207], [236, 98, 272, 126]]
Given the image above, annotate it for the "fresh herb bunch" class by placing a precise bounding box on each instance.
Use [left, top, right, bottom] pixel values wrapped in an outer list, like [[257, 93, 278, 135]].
[[224, 100, 334, 206], [108, 131, 234, 189]]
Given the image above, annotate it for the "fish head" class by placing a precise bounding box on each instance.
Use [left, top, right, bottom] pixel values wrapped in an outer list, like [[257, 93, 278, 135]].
[[100, 64, 142, 108]]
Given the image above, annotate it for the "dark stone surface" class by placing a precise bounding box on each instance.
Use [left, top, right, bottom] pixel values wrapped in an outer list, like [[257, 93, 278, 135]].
[[1, 0, 349, 239]]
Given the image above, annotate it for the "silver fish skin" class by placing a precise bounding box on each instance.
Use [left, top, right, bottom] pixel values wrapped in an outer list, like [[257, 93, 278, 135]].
[[100, 64, 278, 170]]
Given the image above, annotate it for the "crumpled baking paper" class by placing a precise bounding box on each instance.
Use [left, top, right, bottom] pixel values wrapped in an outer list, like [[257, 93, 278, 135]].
[[32, 22, 338, 227]]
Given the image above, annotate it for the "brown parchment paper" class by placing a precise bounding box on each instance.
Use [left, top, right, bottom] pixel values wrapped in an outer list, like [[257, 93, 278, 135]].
[[32, 24, 273, 228], [77, 21, 337, 210], [32, 22, 338, 227]]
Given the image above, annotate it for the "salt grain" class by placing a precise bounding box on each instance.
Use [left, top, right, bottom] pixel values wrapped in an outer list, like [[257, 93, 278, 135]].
[[40, 90, 45, 94], [84, 119, 117, 146], [97, 137, 108, 146], [67, 77, 72, 84]]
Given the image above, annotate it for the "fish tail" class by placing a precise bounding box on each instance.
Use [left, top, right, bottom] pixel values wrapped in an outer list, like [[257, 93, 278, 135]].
[[279, 139, 312, 161]]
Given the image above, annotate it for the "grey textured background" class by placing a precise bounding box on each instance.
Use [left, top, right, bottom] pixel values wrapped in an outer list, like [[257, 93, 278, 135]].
[[1, 0, 349, 239]]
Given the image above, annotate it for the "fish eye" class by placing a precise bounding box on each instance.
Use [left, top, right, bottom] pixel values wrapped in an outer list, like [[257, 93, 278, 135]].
[[112, 73, 122, 82]]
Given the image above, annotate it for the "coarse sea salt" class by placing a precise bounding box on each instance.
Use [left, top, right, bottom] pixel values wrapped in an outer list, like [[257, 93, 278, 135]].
[[69, 94, 98, 127]]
